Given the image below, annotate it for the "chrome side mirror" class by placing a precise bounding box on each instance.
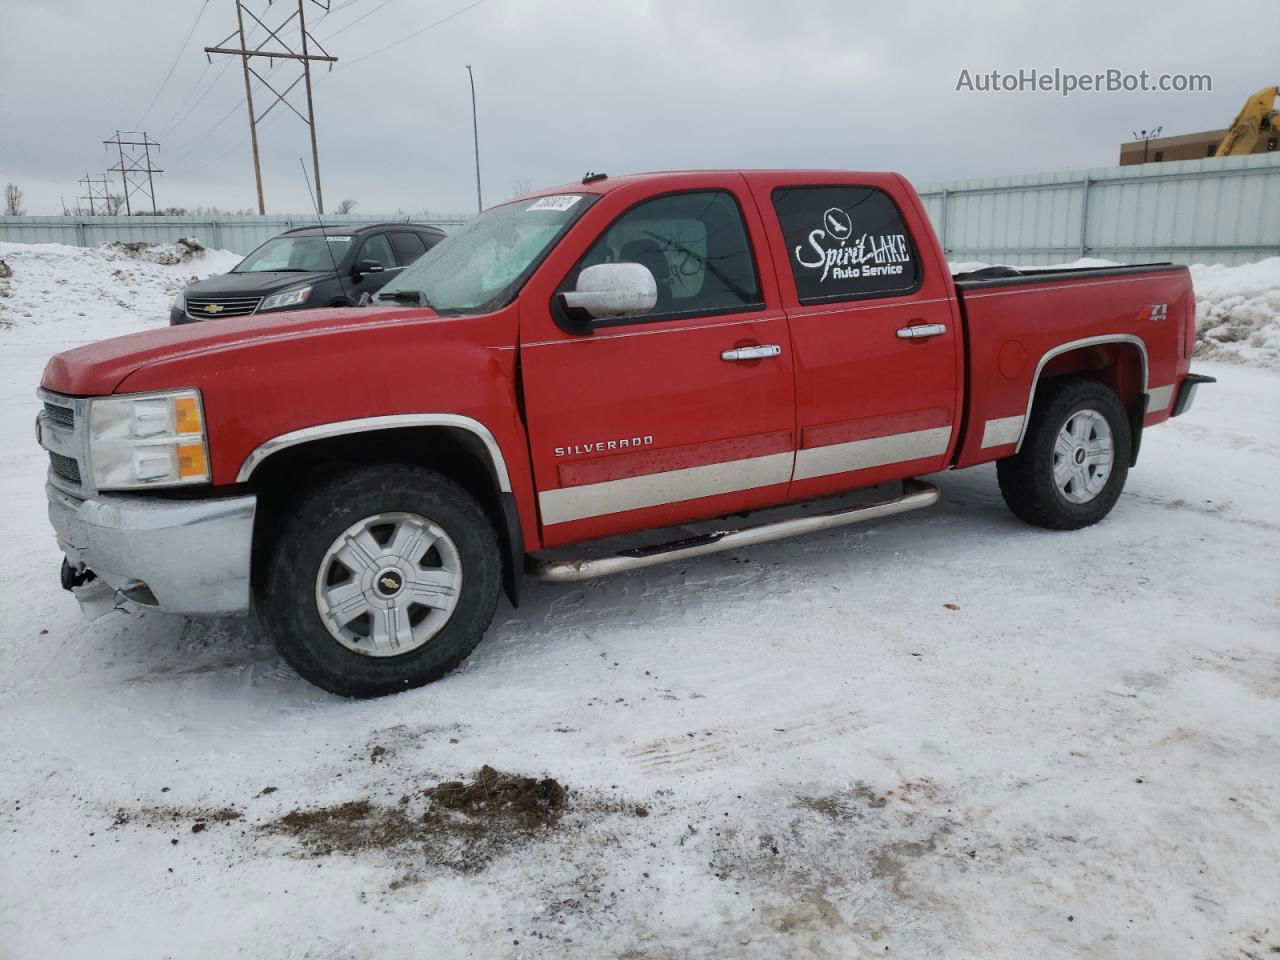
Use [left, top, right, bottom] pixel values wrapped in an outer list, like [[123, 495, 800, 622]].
[[562, 262, 657, 319]]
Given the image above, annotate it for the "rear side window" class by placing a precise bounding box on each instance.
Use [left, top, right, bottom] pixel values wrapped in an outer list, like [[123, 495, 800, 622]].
[[390, 231, 429, 266], [360, 233, 396, 269], [772, 186, 920, 303], [566, 190, 762, 323]]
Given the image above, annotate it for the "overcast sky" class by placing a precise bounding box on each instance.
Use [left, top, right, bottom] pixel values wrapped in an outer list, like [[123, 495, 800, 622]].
[[1, 0, 1273, 217]]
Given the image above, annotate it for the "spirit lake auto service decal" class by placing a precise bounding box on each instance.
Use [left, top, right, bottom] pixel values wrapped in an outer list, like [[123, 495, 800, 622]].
[[794, 208, 912, 282]]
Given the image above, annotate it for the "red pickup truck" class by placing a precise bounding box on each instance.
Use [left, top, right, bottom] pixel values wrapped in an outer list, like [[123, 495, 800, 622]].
[[37, 170, 1213, 696]]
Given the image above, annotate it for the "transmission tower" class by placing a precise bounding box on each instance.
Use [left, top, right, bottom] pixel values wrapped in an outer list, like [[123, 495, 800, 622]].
[[77, 173, 113, 216], [204, 0, 337, 214], [104, 131, 164, 215]]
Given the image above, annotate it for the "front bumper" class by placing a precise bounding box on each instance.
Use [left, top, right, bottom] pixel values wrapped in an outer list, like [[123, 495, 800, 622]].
[[47, 483, 256, 617]]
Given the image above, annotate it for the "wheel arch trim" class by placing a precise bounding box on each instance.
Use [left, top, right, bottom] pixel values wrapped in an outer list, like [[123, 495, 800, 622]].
[[1015, 334, 1149, 452], [235, 414, 513, 491]]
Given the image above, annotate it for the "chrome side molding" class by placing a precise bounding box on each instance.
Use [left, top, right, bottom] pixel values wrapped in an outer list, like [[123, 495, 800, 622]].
[[531, 478, 939, 582], [235, 413, 512, 491]]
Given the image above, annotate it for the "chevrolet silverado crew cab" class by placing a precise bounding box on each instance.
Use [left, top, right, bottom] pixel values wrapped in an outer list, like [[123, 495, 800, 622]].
[[37, 170, 1214, 697]]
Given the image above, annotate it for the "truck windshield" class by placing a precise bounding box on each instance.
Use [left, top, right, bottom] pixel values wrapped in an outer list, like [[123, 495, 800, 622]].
[[233, 236, 350, 273], [375, 194, 593, 313]]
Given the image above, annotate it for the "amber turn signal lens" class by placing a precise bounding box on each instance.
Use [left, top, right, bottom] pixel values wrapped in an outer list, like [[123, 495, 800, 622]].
[[176, 442, 207, 479], [174, 395, 203, 435]]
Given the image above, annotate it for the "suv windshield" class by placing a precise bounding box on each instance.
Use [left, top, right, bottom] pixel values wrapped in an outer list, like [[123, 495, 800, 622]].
[[375, 194, 592, 313], [234, 235, 351, 273]]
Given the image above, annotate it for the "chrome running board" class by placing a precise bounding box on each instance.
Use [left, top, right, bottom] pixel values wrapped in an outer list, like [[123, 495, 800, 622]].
[[531, 479, 939, 582]]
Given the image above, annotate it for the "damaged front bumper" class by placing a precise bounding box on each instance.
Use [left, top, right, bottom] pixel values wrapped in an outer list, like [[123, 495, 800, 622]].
[[46, 482, 256, 618]]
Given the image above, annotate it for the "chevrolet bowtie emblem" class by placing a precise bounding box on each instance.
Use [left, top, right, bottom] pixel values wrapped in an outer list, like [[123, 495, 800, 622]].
[[204, 303, 224, 314], [380, 576, 399, 590]]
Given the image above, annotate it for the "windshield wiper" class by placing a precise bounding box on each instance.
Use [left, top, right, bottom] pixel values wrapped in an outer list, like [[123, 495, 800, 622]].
[[375, 289, 433, 308]]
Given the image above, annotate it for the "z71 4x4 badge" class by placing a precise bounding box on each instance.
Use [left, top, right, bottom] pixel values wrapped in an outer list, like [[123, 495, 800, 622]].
[[554, 435, 654, 458]]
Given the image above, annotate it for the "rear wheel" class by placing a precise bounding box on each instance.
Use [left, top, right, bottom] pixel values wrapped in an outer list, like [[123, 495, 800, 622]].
[[258, 465, 501, 697], [997, 377, 1131, 530]]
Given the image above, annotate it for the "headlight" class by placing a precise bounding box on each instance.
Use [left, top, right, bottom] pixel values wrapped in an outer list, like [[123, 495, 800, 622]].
[[88, 389, 210, 490], [260, 286, 312, 310], [172, 288, 187, 311]]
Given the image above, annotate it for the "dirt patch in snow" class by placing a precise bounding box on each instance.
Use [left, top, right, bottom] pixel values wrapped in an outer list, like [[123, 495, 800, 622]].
[[106, 237, 207, 265], [111, 804, 243, 833], [262, 766, 641, 872]]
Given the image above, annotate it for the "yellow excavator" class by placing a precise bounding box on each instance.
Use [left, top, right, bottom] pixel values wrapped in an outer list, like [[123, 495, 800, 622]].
[[1216, 86, 1279, 156]]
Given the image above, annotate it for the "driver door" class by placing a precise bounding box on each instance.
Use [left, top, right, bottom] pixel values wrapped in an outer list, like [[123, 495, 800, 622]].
[[519, 179, 797, 547]]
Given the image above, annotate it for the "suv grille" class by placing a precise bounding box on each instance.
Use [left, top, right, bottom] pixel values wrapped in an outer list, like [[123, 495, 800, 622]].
[[43, 402, 75, 427], [186, 295, 262, 320], [49, 451, 82, 486]]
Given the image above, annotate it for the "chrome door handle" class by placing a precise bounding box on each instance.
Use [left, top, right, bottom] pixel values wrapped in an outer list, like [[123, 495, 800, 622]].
[[896, 323, 947, 340], [721, 344, 782, 362]]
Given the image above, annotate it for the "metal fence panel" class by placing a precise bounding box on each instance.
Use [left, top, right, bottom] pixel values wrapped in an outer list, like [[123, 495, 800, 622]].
[[915, 153, 1280, 266], [5, 156, 1278, 266], [0, 213, 470, 255]]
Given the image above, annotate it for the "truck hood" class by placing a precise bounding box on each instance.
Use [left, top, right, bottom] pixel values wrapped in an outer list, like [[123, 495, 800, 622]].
[[41, 305, 436, 396], [184, 270, 334, 296]]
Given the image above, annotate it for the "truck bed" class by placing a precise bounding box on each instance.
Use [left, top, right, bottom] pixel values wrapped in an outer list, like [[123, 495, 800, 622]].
[[948, 262, 1194, 469]]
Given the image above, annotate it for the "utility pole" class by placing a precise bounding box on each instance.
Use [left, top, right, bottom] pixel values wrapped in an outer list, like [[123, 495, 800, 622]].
[[104, 131, 163, 214], [77, 173, 113, 216], [204, 0, 337, 214], [465, 64, 482, 212]]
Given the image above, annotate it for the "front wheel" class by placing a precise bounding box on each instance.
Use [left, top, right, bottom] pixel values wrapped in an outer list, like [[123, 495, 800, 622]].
[[257, 465, 501, 697], [997, 377, 1132, 530]]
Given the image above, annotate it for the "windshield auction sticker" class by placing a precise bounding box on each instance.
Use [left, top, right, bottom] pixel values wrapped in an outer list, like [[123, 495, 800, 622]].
[[526, 195, 582, 212]]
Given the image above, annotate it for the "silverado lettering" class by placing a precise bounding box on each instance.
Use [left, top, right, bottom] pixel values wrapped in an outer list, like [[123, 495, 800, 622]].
[[555, 435, 654, 457]]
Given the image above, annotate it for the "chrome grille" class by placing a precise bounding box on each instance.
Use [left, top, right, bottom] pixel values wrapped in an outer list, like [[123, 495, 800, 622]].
[[49, 451, 82, 486], [43, 402, 75, 427], [38, 391, 85, 493], [185, 295, 262, 320]]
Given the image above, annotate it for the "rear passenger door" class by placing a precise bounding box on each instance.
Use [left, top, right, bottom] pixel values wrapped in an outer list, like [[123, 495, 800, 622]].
[[750, 174, 962, 500]]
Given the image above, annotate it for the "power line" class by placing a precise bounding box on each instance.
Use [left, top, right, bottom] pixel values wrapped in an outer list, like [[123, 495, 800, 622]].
[[318, 0, 395, 42], [155, 60, 215, 135], [160, 18, 268, 139], [136, 0, 214, 128], [169, 96, 249, 163], [339, 0, 488, 70], [315, 0, 365, 27]]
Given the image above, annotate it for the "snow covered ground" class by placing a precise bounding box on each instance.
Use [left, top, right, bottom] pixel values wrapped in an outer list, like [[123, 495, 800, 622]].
[[1, 243, 1278, 959]]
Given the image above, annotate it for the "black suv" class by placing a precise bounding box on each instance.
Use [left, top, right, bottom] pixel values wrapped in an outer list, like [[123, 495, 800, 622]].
[[171, 222, 446, 324]]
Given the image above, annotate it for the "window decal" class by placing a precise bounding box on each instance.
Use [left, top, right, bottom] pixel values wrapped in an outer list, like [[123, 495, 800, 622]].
[[773, 186, 919, 302]]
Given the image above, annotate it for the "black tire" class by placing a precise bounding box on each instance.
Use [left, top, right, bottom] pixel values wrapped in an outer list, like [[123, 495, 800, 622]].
[[996, 376, 1132, 531], [257, 465, 501, 698]]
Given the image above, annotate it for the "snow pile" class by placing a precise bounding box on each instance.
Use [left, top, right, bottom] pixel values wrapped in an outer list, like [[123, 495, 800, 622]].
[[951, 256, 1280, 368], [1187, 258, 1280, 368], [0, 239, 241, 341]]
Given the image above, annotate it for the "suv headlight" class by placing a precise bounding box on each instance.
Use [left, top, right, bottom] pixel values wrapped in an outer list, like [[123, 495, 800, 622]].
[[88, 389, 210, 490], [172, 288, 187, 312], [260, 285, 312, 310]]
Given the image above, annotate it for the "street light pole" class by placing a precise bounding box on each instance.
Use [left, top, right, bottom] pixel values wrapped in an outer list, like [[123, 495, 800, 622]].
[[1132, 126, 1164, 164], [465, 64, 482, 213]]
